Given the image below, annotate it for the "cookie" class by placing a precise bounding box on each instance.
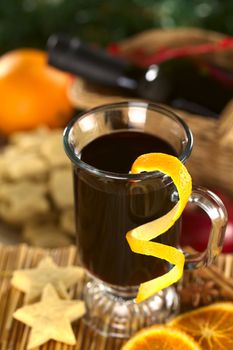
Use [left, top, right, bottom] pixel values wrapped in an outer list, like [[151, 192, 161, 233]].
[[60, 208, 75, 236], [13, 284, 85, 349], [0, 127, 76, 247], [49, 168, 73, 209], [0, 181, 49, 224], [10, 127, 50, 151], [40, 129, 70, 168], [11, 256, 84, 303], [23, 219, 72, 248], [2, 150, 47, 180]]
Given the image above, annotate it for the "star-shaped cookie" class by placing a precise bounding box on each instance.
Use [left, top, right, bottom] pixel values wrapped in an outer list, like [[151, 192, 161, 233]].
[[13, 284, 86, 349], [11, 256, 84, 303]]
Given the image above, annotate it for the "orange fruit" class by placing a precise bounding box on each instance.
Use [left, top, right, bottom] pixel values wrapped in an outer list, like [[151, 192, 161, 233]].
[[169, 302, 233, 350], [0, 49, 74, 135], [121, 326, 201, 350]]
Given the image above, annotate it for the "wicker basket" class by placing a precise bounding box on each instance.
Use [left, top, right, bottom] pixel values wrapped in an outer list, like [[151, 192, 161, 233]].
[[68, 28, 233, 196]]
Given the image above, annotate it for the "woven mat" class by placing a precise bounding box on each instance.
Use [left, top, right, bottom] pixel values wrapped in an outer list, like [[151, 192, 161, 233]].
[[0, 244, 232, 350]]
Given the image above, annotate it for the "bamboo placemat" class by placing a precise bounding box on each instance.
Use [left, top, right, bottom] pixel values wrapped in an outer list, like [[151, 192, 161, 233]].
[[0, 244, 233, 350]]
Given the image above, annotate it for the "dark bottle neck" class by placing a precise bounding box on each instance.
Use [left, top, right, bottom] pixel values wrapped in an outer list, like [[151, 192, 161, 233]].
[[47, 34, 138, 89], [47, 34, 172, 101]]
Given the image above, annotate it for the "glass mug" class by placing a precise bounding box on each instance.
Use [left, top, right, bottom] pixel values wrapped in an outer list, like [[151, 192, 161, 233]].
[[64, 102, 227, 338]]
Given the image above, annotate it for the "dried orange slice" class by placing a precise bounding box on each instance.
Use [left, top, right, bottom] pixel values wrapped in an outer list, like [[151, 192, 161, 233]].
[[126, 153, 192, 303], [169, 302, 233, 350], [121, 325, 201, 350]]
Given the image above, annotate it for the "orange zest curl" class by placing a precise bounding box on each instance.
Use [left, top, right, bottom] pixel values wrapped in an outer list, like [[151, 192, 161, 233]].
[[126, 153, 192, 303]]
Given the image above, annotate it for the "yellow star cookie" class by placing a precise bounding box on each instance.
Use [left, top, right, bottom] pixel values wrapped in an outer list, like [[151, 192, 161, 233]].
[[11, 256, 84, 303], [13, 284, 86, 349]]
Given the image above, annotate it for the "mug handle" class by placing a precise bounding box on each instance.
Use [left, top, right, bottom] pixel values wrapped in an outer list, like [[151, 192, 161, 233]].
[[183, 186, 227, 270]]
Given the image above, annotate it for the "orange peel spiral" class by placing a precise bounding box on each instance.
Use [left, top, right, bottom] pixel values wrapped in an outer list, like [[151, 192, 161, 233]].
[[126, 153, 192, 303]]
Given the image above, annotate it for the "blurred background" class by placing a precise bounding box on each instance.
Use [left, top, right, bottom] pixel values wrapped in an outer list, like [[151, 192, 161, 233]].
[[0, 0, 233, 250], [0, 0, 232, 53]]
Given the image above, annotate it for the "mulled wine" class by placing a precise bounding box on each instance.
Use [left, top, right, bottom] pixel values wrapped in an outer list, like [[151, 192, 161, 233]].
[[73, 131, 180, 286]]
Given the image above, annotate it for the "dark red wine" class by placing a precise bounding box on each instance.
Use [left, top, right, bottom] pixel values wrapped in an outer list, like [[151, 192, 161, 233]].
[[74, 131, 180, 286]]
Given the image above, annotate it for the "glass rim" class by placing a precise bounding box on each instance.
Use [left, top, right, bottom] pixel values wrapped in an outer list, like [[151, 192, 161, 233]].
[[63, 101, 193, 180]]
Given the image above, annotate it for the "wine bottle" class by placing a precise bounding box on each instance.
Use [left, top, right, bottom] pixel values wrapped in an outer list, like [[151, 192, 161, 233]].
[[47, 34, 233, 118]]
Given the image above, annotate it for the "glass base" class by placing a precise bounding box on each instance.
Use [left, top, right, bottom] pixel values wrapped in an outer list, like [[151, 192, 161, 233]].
[[83, 278, 179, 338]]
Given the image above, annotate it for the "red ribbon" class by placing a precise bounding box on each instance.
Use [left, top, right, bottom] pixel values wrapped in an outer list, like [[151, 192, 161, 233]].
[[108, 37, 233, 67]]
